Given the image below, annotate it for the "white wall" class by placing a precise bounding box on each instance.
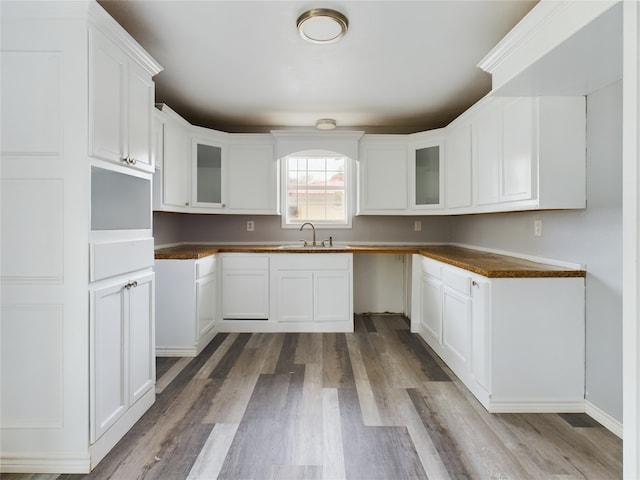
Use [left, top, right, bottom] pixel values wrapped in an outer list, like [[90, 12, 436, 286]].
[[450, 82, 623, 423]]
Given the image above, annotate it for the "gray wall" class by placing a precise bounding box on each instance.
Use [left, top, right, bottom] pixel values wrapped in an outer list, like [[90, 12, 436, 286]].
[[450, 82, 623, 422], [154, 212, 451, 246]]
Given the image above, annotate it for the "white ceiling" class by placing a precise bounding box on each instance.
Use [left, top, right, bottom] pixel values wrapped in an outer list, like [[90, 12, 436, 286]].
[[98, 0, 538, 134]]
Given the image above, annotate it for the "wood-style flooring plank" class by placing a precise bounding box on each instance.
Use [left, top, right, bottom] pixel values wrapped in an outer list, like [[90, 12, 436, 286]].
[[186, 423, 239, 480], [155, 357, 191, 394], [344, 331, 383, 426], [322, 333, 355, 389], [338, 388, 428, 480], [322, 388, 346, 480]]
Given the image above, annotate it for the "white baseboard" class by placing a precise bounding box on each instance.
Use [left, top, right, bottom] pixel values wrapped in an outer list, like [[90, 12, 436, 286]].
[[585, 400, 623, 438], [0, 452, 90, 474], [156, 346, 198, 357], [488, 400, 586, 413]]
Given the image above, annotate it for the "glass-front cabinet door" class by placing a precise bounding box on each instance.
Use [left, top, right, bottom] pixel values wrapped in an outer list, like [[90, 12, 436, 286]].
[[410, 136, 444, 210], [192, 137, 225, 208]]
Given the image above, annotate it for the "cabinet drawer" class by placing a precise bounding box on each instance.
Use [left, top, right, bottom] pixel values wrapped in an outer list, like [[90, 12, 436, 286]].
[[196, 255, 216, 278], [91, 238, 154, 281], [421, 256, 442, 279], [223, 255, 269, 270], [442, 267, 471, 296]]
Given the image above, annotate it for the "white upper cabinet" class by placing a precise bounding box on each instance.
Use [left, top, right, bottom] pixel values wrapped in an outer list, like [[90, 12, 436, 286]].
[[469, 95, 586, 213], [226, 137, 278, 214], [158, 106, 191, 210], [357, 136, 409, 214], [408, 130, 445, 212], [445, 123, 472, 210], [191, 132, 226, 209], [89, 28, 155, 173], [154, 115, 278, 215]]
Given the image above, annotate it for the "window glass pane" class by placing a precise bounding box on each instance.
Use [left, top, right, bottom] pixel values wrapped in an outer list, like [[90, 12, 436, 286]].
[[284, 153, 348, 226]]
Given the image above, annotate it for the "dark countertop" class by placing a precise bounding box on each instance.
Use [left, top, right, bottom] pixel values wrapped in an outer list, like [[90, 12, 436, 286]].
[[154, 244, 586, 278]]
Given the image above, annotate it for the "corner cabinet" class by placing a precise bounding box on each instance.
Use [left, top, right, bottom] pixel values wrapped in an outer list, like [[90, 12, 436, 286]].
[[411, 254, 585, 413]]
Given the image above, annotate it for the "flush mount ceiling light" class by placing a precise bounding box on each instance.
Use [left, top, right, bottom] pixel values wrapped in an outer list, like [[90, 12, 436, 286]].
[[297, 8, 349, 44], [316, 118, 337, 130]]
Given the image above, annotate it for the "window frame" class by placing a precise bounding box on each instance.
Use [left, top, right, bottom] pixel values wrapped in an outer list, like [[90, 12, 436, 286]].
[[280, 150, 354, 229]]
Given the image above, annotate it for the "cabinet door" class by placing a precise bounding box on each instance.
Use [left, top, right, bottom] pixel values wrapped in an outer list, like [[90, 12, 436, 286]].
[[163, 121, 190, 208], [128, 273, 154, 406], [471, 279, 490, 392], [89, 29, 126, 165], [196, 274, 216, 336], [315, 271, 351, 322], [91, 282, 127, 442], [421, 273, 443, 343], [127, 62, 154, 172], [359, 143, 408, 212], [473, 104, 501, 206], [227, 143, 277, 213], [222, 270, 269, 319], [501, 98, 534, 202], [275, 271, 314, 322], [442, 287, 471, 372], [192, 139, 224, 208], [445, 124, 472, 209], [413, 142, 443, 209]]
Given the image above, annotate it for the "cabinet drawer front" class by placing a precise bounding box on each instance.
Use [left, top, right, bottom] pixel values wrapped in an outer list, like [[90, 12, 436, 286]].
[[275, 253, 351, 270], [223, 255, 269, 270], [442, 267, 471, 296], [91, 238, 154, 281], [421, 256, 442, 279], [196, 255, 216, 278]]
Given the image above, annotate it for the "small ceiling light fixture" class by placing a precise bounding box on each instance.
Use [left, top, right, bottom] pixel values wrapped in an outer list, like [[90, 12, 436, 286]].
[[297, 8, 349, 44], [316, 118, 337, 130]]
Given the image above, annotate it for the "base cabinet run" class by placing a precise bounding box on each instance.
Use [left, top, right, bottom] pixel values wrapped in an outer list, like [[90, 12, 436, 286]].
[[411, 255, 585, 412], [155, 255, 217, 357]]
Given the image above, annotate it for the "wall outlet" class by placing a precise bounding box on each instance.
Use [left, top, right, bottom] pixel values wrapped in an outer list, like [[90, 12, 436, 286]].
[[534, 219, 542, 237], [246, 220, 255, 232], [414, 220, 422, 232]]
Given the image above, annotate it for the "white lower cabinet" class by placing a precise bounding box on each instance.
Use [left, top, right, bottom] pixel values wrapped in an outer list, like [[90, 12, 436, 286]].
[[221, 254, 270, 320], [411, 254, 584, 413], [90, 270, 154, 443], [155, 255, 217, 357], [272, 253, 353, 332]]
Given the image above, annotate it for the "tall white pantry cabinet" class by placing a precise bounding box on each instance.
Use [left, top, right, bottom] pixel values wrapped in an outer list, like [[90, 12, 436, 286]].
[[0, 1, 162, 473]]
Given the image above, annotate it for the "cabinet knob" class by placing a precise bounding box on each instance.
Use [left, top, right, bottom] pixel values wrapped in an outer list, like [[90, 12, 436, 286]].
[[185, 202, 190, 206], [472, 280, 478, 287]]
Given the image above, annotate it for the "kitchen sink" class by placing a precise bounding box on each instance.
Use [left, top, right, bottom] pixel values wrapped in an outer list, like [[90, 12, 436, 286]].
[[277, 244, 351, 250]]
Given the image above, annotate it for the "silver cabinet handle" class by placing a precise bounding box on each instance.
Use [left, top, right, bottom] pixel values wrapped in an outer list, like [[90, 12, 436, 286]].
[[472, 280, 478, 287], [124, 280, 138, 290], [121, 156, 137, 166]]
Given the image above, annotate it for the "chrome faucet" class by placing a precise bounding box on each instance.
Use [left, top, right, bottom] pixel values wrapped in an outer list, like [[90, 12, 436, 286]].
[[299, 222, 316, 246]]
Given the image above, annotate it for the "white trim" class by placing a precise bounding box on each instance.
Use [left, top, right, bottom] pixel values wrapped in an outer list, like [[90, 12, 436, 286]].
[[622, 0, 640, 476], [0, 453, 91, 474], [156, 347, 198, 357], [586, 400, 623, 438], [487, 400, 585, 414]]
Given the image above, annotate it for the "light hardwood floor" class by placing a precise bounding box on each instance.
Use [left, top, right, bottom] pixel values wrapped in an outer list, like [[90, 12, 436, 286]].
[[1, 315, 622, 479]]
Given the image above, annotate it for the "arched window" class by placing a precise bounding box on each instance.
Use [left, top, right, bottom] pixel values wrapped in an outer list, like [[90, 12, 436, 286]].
[[281, 150, 352, 228]]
